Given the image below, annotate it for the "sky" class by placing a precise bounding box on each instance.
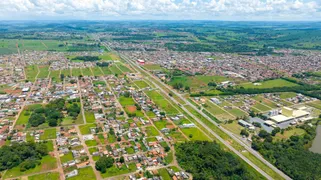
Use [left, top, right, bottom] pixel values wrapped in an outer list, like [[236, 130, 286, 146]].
[[0, 0, 320, 21]]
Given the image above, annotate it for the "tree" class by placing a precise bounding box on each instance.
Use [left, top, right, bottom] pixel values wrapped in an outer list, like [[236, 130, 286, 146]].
[[119, 156, 125, 163], [271, 127, 281, 136], [258, 130, 270, 138], [240, 129, 249, 137], [95, 156, 114, 173]]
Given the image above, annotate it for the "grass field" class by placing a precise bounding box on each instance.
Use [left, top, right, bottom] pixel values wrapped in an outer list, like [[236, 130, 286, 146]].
[[204, 100, 234, 120], [109, 65, 123, 75], [85, 140, 98, 147], [85, 111, 96, 123], [72, 68, 82, 77], [28, 172, 59, 180], [60, 152, 74, 163], [145, 126, 160, 136], [16, 110, 31, 126], [307, 101, 321, 110], [134, 80, 149, 89], [275, 128, 306, 141], [82, 68, 93, 76], [99, 52, 120, 60], [68, 166, 97, 180], [181, 128, 210, 141], [49, 70, 61, 82], [119, 96, 136, 106], [37, 65, 49, 79], [143, 64, 163, 71], [40, 128, 56, 140], [61, 69, 71, 77], [169, 75, 231, 91], [158, 168, 172, 180], [239, 79, 299, 89], [100, 163, 136, 178], [25, 65, 39, 81], [145, 90, 179, 115], [4, 155, 57, 179], [91, 67, 104, 76], [116, 63, 132, 73], [279, 92, 297, 99], [79, 124, 96, 135], [100, 67, 112, 75]]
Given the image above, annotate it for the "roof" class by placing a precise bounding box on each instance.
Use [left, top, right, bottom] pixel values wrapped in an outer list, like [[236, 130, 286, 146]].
[[270, 115, 293, 123]]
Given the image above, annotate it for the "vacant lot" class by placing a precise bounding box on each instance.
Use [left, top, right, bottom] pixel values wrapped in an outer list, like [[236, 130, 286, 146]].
[[145, 90, 179, 115], [239, 79, 299, 89]]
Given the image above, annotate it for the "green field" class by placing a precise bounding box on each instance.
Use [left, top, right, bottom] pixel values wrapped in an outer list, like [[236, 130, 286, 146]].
[[72, 68, 83, 77], [37, 66, 49, 79], [145, 126, 160, 136], [85, 111, 96, 123], [134, 80, 149, 89], [109, 65, 123, 75], [158, 168, 172, 180], [28, 172, 59, 180], [91, 67, 104, 76], [68, 166, 97, 180], [116, 63, 132, 73], [100, 67, 112, 75], [145, 90, 179, 115], [60, 152, 74, 163], [25, 65, 39, 81], [61, 69, 71, 77], [49, 70, 61, 82], [40, 128, 57, 140], [143, 64, 163, 71], [100, 163, 136, 178], [82, 68, 93, 76], [169, 75, 230, 91], [4, 155, 57, 179], [239, 79, 299, 89], [119, 96, 136, 106], [181, 128, 210, 141], [79, 124, 96, 135], [85, 140, 98, 147], [307, 101, 321, 110]]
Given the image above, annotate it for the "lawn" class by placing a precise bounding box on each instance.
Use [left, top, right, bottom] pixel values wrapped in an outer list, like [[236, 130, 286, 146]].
[[145, 126, 160, 136], [100, 163, 137, 178], [28, 172, 59, 180], [16, 109, 31, 126], [25, 65, 39, 82], [60, 152, 74, 163], [145, 90, 179, 115], [4, 155, 57, 179], [68, 166, 97, 180], [238, 79, 299, 89], [37, 65, 49, 79], [85, 111, 96, 123], [40, 128, 56, 140], [79, 124, 96, 135], [181, 128, 210, 141]]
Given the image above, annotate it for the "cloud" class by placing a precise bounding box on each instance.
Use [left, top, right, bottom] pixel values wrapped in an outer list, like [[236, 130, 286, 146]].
[[0, 0, 320, 20]]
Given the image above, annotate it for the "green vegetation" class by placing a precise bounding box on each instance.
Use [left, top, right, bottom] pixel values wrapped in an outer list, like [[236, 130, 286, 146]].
[[68, 166, 97, 180], [60, 152, 74, 163], [176, 141, 264, 179], [145, 90, 179, 114], [71, 56, 101, 62], [79, 123, 96, 135], [181, 128, 210, 141], [28, 172, 59, 180], [85, 111, 96, 123], [100, 163, 136, 178], [37, 66, 49, 79], [40, 128, 56, 140], [239, 79, 299, 89], [25, 65, 39, 82]]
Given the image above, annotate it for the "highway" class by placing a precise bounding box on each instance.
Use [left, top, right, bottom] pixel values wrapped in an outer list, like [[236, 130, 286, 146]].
[[103, 43, 292, 180]]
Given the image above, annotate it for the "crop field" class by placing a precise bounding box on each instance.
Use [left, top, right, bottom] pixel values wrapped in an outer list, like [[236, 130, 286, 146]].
[[238, 79, 299, 89], [91, 67, 104, 76], [145, 90, 179, 115], [0, 39, 19, 55], [37, 66, 49, 79], [25, 65, 39, 81]]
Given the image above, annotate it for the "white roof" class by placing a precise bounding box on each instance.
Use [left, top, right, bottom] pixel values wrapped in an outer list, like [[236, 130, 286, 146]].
[[264, 120, 275, 125], [293, 110, 309, 118], [270, 115, 293, 123]]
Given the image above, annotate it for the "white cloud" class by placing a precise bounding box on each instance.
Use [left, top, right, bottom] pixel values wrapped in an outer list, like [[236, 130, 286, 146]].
[[0, 0, 320, 20]]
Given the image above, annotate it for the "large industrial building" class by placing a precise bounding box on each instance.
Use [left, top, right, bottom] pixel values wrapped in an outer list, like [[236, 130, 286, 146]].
[[269, 107, 311, 124]]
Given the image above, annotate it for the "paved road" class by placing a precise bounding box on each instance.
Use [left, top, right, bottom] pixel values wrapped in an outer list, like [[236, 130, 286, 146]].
[[104, 43, 291, 180]]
